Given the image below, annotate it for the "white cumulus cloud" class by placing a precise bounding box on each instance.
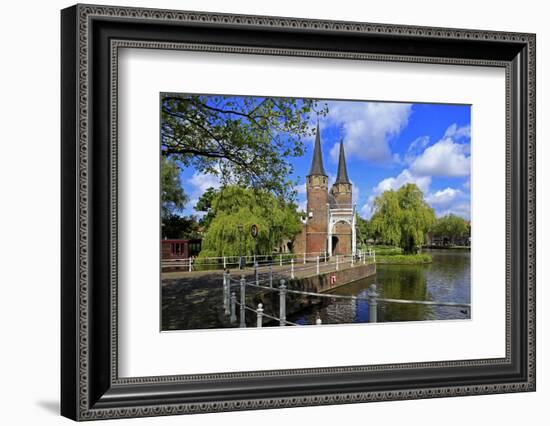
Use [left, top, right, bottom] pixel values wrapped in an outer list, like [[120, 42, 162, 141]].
[[408, 135, 430, 153], [435, 202, 471, 220], [325, 101, 412, 163], [360, 199, 374, 219], [359, 123, 471, 220], [425, 187, 462, 209], [188, 172, 221, 194], [444, 123, 471, 140], [374, 169, 432, 194], [408, 123, 471, 177], [359, 169, 431, 219], [425, 187, 471, 219], [185, 172, 222, 216], [410, 138, 470, 177]]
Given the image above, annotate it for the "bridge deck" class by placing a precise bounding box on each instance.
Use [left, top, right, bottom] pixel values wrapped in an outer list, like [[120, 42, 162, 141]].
[[161, 259, 371, 330], [162, 258, 362, 281]]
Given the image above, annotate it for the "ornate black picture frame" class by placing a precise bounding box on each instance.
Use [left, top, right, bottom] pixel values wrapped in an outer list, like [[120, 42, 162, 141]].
[[61, 4, 536, 421]]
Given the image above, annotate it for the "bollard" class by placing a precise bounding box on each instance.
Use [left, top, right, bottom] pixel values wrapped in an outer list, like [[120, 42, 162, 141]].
[[316, 256, 320, 275], [290, 259, 295, 279], [279, 280, 287, 326], [303, 252, 306, 264], [254, 262, 259, 286], [240, 275, 246, 328], [223, 256, 227, 269], [336, 255, 339, 271], [367, 283, 378, 323], [269, 264, 273, 288], [315, 313, 322, 325], [230, 292, 237, 324], [279, 254, 282, 267], [188, 257, 193, 272], [256, 303, 264, 328], [324, 251, 327, 263]]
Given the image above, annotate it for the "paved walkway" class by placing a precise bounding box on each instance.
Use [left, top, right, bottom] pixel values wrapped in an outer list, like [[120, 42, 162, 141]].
[[161, 258, 371, 331]]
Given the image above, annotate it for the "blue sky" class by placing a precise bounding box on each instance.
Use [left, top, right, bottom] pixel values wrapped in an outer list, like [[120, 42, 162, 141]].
[[176, 98, 471, 221]]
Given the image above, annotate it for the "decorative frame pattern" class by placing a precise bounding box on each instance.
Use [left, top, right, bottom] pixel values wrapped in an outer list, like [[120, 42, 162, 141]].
[[61, 4, 535, 421]]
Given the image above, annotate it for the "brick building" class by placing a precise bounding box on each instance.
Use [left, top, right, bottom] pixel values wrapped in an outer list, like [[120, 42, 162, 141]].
[[294, 122, 356, 257]]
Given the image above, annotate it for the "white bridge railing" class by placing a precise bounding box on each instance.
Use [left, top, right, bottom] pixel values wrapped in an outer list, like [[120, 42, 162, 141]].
[[162, 249, 376, 272]]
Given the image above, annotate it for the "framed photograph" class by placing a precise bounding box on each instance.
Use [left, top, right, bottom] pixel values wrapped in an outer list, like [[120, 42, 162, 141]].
[[61, 4, 536, 421]]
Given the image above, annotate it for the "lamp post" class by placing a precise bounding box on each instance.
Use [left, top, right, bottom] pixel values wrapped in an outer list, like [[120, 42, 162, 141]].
[[238, 224, 244, 269]]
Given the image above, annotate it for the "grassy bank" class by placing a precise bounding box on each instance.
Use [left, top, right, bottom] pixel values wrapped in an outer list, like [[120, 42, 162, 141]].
[[423, 245, 470, 250], [364, 245, 403, 255], [375, 253, 433, 265]]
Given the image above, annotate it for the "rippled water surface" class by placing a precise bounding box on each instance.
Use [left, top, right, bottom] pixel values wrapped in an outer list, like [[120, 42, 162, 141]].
[[289, 249, 471, 325]]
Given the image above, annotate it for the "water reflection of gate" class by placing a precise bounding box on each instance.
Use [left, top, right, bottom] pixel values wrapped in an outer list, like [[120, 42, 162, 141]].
[[221, 271, 471, 328]]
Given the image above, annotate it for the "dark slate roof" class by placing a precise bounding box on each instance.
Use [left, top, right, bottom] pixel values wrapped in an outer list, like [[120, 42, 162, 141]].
[[308, 122, 327, 176], [334, 140, 351, 184]]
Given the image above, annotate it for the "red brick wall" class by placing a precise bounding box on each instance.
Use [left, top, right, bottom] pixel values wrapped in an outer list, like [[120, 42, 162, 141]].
[[331, 183, 352, 207], [292, 224, 307, 255], [332, 221, 352, 255], [306, 175, 328, 255]]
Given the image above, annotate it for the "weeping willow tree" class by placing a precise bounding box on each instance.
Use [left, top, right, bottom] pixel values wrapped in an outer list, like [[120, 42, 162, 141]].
[[369, 189, 402, 247], [198, 186, 302, 258], [369, 184, 436, 253]]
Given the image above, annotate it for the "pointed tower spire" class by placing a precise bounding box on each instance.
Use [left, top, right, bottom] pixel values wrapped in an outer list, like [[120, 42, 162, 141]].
[[308, 121, 327, 176], [334, 140, 350, 184]]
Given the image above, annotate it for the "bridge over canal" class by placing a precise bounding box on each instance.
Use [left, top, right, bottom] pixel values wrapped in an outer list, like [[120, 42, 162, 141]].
[[162, 252, 375, 330], [162, 250, 470, 330]]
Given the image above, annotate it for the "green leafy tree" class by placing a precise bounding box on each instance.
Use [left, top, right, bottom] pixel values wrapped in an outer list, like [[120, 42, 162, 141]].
[[198, 186, 302, 258], [355, 214, 369, 250], [370, 190, 402, 247], [397, 184, 436, 253], [431, 214, 469, 245], [194, 187, 218, 228], [161, 94, 327, 198], [161, 156, 188, 219], [162, 214, 201, 239], [369, 184, 436, 253]]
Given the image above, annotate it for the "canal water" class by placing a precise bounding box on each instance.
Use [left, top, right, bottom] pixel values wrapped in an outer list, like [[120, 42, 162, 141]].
[[288, 249, 471, 325]]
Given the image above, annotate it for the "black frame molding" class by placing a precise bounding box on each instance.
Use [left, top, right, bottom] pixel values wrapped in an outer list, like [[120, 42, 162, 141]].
[[61, 4, 536, 421]]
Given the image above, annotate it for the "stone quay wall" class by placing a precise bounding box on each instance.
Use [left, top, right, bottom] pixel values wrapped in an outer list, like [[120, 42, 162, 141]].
[[289, 262, 376, 293]]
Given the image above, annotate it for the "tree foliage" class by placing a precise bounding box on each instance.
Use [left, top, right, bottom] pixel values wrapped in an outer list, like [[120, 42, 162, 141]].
[[369, 184, 436, 253], [194, 187, 218, 228], [431, 214, 469, 244], [198, 186, 303, 258], [161, 94, 327, 198], [162, 214, 201, 240], [161, 156, 188, 219], [355, 214, 369, 250]]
